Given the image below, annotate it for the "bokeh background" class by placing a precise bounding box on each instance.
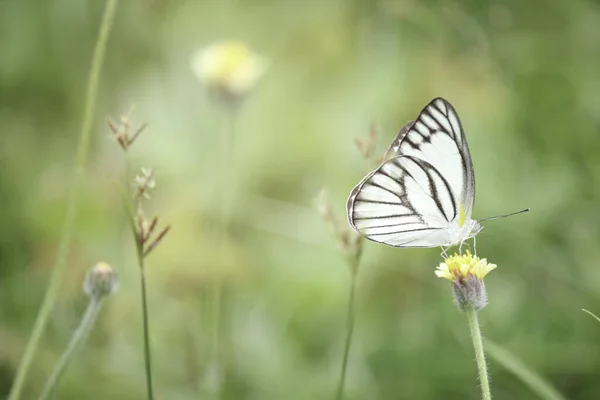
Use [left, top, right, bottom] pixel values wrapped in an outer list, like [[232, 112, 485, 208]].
[[1, 0, 600, 399]]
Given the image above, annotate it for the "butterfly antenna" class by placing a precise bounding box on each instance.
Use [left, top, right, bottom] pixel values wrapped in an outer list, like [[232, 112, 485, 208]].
[[480, 208, 530, 222]]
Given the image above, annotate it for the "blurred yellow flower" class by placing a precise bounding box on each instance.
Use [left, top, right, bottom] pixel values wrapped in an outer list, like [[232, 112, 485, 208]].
[[435, 251, 496, 281], [190, 41, 267, 100]]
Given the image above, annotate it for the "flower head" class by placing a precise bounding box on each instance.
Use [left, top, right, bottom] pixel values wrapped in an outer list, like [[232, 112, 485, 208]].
[[190, 41, 267, 103], [435, 251, 496, 312], [435, 251, 496, 281], [84, 262, 118, 299]]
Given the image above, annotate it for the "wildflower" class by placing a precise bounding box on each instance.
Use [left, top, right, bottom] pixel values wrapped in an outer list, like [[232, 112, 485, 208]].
[[435, 251, 496, 312], [190, 40, 267, 103], [83, 262, 118, 299]]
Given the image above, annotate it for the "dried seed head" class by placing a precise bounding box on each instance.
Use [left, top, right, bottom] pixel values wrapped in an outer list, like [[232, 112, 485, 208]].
[[107, 108, 146, 151]]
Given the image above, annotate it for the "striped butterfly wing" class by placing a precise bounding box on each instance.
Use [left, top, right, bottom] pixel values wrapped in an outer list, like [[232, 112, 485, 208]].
[[388, 98, 475, 218], [347, 155, 458, 247], [383, 120, 415, 161], [347, 98, 475, 247]]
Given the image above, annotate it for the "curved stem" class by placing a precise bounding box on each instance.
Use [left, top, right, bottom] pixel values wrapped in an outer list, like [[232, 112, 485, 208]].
[[335, 269, 358, 400], [7, 1, 119, 398], [582, 308, 600, 323], [466, 306, 492, 400], [38, 299, 104, 400]]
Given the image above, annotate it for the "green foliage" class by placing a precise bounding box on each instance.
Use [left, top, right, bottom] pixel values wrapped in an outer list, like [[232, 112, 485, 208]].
[[1, 0, 599, 398]]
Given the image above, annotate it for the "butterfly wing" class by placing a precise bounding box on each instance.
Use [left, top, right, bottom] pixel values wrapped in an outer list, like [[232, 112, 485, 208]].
[[347, 155, 458, 247], [346, 98, 476, 247], [390, 98, 476, 218], [383, 120, 415, 161]]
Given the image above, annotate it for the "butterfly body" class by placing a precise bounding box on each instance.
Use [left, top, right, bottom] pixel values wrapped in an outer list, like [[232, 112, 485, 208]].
[[347, 98, 482, 249], [449, 218, 482, 247]]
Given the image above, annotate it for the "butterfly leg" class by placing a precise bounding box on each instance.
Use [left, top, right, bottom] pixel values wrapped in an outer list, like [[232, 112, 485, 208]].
[[440, 246, 448, 259], [459, 240, 473, 255], [473, 236, 477, 256]]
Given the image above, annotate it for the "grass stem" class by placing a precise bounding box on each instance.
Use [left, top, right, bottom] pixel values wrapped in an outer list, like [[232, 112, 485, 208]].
[[582, 308, 600, 323], [139, 262, 154, 400], [335, 267, 358, 400], [127, 168, 155, 400], [7, 1, 119, 398]]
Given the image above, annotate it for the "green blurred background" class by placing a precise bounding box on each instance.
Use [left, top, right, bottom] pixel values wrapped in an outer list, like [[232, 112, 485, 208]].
[[1, 0, 600, 399]]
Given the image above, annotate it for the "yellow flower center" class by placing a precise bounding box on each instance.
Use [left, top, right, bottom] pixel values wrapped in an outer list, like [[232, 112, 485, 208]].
[[435, 250, 496, 281]]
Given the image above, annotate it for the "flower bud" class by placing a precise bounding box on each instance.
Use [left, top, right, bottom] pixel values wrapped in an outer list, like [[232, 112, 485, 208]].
[[84, 262, 118, 299]]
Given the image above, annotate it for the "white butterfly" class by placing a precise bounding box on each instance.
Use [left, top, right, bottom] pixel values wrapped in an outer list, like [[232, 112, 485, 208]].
[[346, 98, 482, 250]]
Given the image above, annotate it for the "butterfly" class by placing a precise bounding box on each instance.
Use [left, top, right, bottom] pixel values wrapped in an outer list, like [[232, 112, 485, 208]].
[[346, 98, 483, 252]]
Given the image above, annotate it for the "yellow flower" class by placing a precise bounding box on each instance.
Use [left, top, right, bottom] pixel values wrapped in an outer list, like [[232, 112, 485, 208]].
[[435, 251, 496, 282], [190, 41, 267, 99], [436, 251, 496, 312]]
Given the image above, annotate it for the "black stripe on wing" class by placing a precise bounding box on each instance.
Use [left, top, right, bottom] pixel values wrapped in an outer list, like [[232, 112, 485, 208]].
[[384, 98, 475, 218], [405, 98, 463, 149], [384, 98, 467, 159], [346, 153, 457, 245], [347, 159, 421, 233], [353, 213, 414, 221], [384, 120, 415, 160], [367, 227, 439, 236], [398, 156, 458, 223]]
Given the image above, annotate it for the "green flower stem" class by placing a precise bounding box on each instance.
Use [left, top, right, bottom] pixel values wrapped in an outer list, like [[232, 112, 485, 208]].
[[208, 107, 238, 396], [466, 306, 492, 400], [139, 261, 154, 400], [127, 203, 154, 400], [7, 1, 119, 398], [38, 298, 104, 400], [125, 168, 155, 400], [336, 263, 358, 400], [123, 154, 154, 400]]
